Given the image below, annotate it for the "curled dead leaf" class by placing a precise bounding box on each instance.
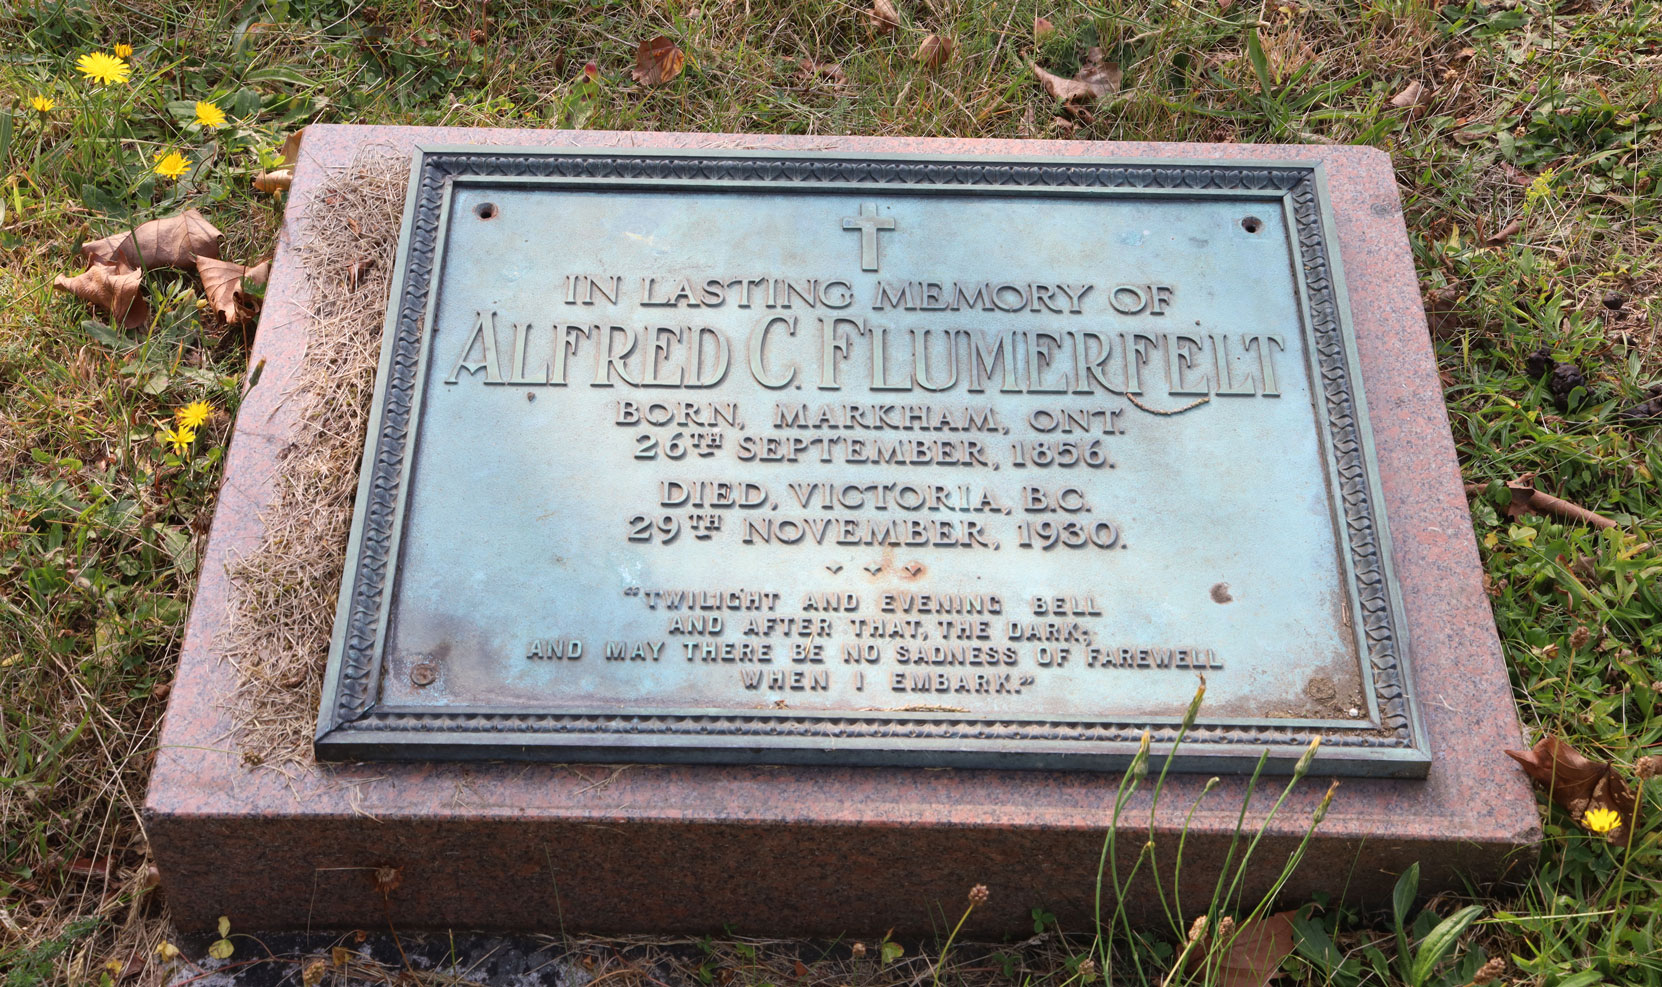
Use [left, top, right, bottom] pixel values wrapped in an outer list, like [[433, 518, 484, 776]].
[[53, 262, 150, 329], [1213, 912, 1297, 987], [1031, 59, 1118, 103], [632, 35, 685, 86], [915, 34, 954, 70], [81, 208, 221, 271], [196, 256, 272, 325], [866, 0, 899, 35], [1504, 735, 1638, 833], [1486, 218, 1522, 246], [1390, 80, 1427, 110], [1423, 284, 1464, 337], [1467, 480, 1618, 530], [797, 57, 847, 85], [254, 169, 293, 194], [277, 129, 304, 168], [1031, 46, 1119, 116]]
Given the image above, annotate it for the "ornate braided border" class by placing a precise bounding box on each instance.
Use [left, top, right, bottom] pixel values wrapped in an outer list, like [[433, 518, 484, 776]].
[[320, 150, 1419, 765]]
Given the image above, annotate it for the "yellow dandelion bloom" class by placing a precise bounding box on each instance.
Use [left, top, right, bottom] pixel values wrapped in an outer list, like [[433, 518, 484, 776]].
[[154, 151, 190, 179], [194, 100, 227, 129], [175, 400, 212, 428], [161, 423, 197, 457], [76, 51, 131, 85], [114, 43, 133, 58], [1582, 807, 1622, 835], [31, 96, 55, 113]]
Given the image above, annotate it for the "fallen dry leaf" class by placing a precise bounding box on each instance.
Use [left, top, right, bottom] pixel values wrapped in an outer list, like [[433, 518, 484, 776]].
[[254, 130, 303, 193], [1034, 16, 1055, 41], [53, 262, 150, 328], [915, 34, 954, 70], [1504, 735, 1638, 832], [1213, 912, 1297, 987], [632, 35, 685, 86], [1031, 59, 1117, 103], [67, 856, 114, 878], [81, 208, 221, 271], [866, 0, 899, 35], [1423, 284, 1465, 337], [1486, 218, 1522, 245], [196, 256, 272, 325], [797, 57, 847, 85], [1031, 46, 1119, 113], [277, 128, 304, 168], [254, 169, 293, 194], [1466, 480, 1618, 530], [1390, 80, 1427, 110]]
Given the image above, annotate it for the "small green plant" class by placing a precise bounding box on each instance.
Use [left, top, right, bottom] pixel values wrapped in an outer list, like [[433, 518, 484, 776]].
[[1389, 864, 1484, 987]]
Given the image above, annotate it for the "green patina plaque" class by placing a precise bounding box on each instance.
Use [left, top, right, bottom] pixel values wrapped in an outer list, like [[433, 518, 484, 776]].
[[314, 147, 1429, 776]]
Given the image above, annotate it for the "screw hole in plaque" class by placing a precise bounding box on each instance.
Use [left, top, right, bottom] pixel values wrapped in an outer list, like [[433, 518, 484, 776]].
[[1240, 215, 1263, 234], [474, 202, 498, 220]]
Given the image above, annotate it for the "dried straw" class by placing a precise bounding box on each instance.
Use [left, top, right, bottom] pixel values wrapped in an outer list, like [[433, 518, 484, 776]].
[[222, 153, 407, 764]]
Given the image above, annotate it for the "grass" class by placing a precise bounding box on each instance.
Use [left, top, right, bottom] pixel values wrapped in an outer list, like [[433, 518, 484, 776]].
[[1, 0, 1659, 984]]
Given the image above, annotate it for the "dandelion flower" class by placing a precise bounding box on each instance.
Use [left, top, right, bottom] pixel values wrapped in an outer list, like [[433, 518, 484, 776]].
[[194, 100, 227, 129], [162, 423, 197, 457], [154, 151, 189, 179], [31, 96, 55, 113], [1582, 807, 1622, 835], [114, 43, 133, 58], [175, 400, 212, 428], [76, 51, 131, 85]]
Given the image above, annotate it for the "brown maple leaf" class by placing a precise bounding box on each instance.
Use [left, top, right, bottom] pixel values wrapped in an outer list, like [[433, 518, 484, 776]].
[[1505, 735, 1638, 832], [632, 35, 685, 86], [81, 208, 221, 271], [53, 261, 150, 328]]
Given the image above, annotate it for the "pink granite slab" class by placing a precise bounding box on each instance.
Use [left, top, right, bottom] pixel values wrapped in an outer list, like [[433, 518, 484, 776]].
[[145, 126, 1540, 935]]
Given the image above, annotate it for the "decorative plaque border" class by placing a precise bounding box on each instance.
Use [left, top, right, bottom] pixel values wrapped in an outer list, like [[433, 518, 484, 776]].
[[315, 147, 1430, 777]]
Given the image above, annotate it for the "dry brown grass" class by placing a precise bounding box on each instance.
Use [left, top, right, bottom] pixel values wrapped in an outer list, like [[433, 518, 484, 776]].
[[222, 154, 408, 766]]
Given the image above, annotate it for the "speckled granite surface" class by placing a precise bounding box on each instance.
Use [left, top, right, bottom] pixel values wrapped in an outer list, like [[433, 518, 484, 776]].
[[145, 127, 1539, 935]]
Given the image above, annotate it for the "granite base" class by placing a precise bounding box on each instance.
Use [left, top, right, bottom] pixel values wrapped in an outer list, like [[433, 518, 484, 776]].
[[145, 127, 1540, 935]]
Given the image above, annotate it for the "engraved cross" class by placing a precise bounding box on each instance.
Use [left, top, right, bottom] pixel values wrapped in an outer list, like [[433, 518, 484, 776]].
[[841, 203, 895, 272]]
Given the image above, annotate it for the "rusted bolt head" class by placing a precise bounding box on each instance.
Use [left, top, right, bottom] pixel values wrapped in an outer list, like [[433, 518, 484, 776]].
[[410, 662, 438, 687]]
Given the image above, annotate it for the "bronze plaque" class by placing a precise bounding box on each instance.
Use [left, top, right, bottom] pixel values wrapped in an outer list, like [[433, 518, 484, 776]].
[[315, 148, 1428, 776]]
